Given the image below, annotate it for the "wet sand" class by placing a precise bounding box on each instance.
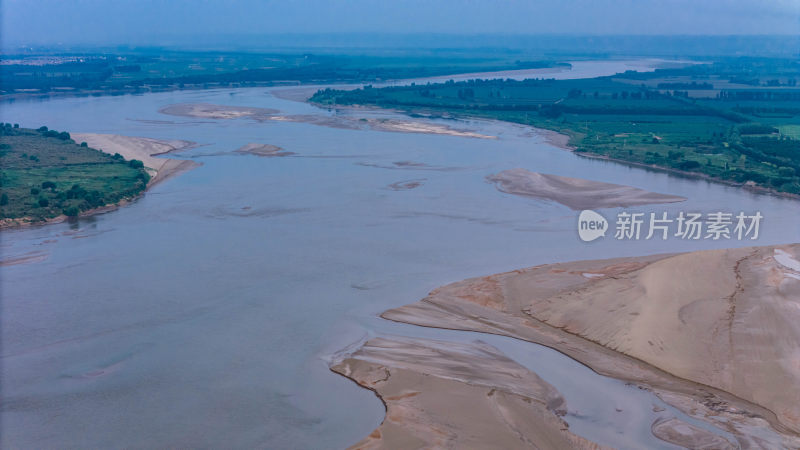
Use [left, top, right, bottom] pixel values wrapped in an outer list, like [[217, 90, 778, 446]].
[[378, 244, 800, 448], [487, 168, 686, 209], [332, 337, 606, 449], [71, 133, 200, 186]]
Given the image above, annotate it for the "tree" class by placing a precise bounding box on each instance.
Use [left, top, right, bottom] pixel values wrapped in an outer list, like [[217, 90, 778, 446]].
[[42, 181, 56, 190], [129, 159, 144, 169], [38, 197, 49, 207], [0, 193, 8, 206]]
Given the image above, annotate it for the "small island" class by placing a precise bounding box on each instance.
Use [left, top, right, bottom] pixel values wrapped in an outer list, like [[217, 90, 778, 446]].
[[0, 124, 197, 227]]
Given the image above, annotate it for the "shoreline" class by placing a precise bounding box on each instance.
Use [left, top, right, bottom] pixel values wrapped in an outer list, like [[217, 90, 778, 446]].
[[368, 244, 800, 448]]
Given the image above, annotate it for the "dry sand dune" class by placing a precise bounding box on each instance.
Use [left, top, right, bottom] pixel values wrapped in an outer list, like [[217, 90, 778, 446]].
[[487, 168, 686, 209], [381, 244, 800, 448], [332, 337, 606, 449], [72, 133, 200, 186]]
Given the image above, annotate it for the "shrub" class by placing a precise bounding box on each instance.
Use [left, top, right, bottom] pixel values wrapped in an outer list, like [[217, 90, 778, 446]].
[[38, 197, 49, 207], [80, 142, 88, 147], [778, 166, 796, 177], [678, 160, 701, 171], [0, 193, 8, 206], [63, 206, 80, 217], [30, 187, 40, 195], [128, 159, 144, 169], [42, 181, 56, 190]]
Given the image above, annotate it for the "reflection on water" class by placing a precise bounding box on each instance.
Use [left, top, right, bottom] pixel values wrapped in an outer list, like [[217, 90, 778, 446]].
[[2, 61, 798, 448]]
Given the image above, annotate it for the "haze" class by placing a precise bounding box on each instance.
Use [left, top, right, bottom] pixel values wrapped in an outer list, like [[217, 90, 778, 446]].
[[3, 0, 799, 49]]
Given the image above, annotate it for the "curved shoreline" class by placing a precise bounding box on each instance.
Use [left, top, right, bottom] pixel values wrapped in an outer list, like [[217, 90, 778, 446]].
[[369, 245, 800, 448]]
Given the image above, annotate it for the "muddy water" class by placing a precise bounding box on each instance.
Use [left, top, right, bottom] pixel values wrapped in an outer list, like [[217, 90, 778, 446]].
[[2, 62, 798, 448]]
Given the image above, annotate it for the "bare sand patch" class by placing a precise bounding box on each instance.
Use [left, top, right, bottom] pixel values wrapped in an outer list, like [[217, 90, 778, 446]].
[[487, 168, 686, 209], [381, 244, 800, 447], [332, 337, 606, 449], [233, 143, 295, 157], [158, 103, 278, 120], [157, 103, 496, 138], [71, 133, 200, 186], [365, 118, 495, 139]]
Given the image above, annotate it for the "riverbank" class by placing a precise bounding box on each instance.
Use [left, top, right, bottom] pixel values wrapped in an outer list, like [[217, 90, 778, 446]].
[[365, 244, 800, 448]]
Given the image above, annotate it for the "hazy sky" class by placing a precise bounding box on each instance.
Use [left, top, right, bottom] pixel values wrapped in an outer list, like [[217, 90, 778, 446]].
[[2, 0, 799, 47]]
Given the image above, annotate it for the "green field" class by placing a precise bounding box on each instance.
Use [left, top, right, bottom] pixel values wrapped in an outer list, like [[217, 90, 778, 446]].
[[312, 58, 800, 194], [0, 124, 150, 223]]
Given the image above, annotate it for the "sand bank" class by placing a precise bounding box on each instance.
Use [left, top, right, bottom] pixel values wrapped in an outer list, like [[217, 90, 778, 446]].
[[158, 103, 496, 139], [381, 244, 800, 448], [71, 133, 200, 186], [233, 143, 295, 157], [487, 168, 686, 209], [332, 337, 605, 449], [158, 103, 278, 120]]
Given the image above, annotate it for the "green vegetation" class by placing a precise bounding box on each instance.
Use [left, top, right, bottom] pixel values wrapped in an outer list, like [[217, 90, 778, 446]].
[[0, 124, 150, 223], [0, 51, 566, 96], [311, 57, 800, 194]]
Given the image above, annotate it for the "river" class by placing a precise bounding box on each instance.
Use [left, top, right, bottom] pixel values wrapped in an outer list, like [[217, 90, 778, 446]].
[[1, 60, 797, 448]]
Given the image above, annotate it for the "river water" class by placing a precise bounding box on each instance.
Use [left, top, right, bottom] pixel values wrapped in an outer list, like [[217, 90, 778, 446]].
[[2, 61, 798, 448]]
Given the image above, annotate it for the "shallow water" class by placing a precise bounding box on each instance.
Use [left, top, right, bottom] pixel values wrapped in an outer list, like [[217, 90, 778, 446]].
[[2, 62, 799, 448]]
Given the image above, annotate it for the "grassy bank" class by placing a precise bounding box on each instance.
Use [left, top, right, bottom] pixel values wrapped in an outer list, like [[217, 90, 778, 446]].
[[311, 58, 800, 194], [0, 124, 150, 224]]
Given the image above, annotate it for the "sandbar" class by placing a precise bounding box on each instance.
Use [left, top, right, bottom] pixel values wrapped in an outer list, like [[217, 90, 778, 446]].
[[487, 168, 686, 209], [71, 133, 200, 186], [158, 103, 278, 120], [332, 337, 605, 449], [233, 143, 295, 157], [380, 244, 800, 448]]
